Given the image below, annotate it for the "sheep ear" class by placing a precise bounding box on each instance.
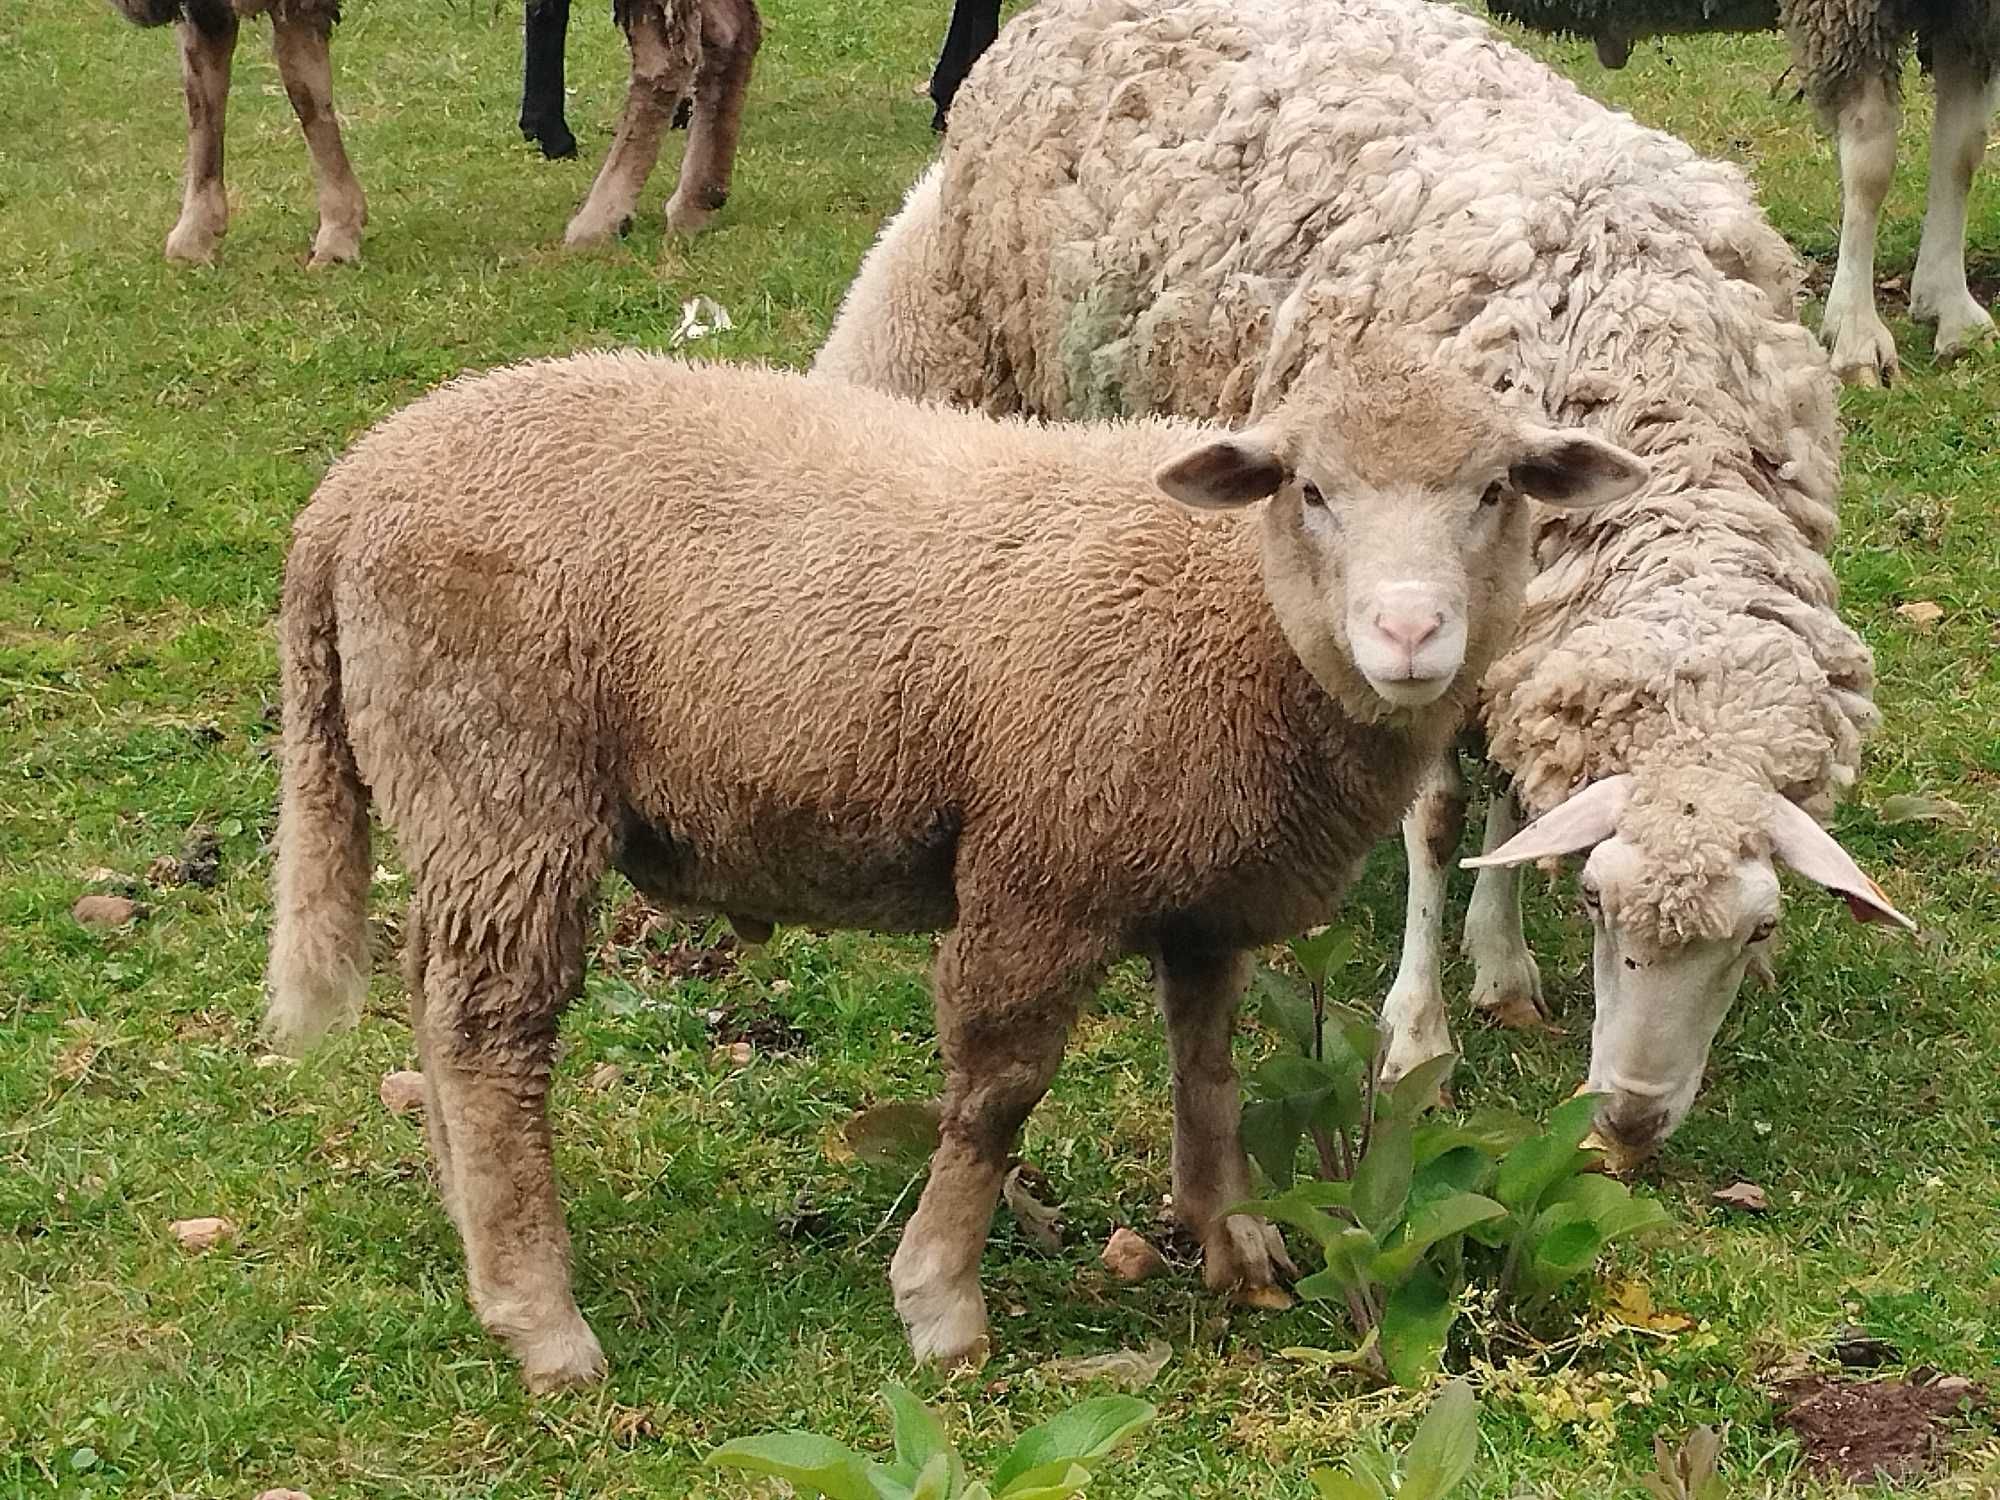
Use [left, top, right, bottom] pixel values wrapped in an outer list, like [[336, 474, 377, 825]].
[[1765, 795, 1917, 932], [1510, 428, 1650, 509], [1155, 430, 1290, 510], [1462, 774, 1636, 868]]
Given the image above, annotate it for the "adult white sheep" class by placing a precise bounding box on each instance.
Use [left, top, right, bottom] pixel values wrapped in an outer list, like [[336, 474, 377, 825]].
[[813, 0, 1915, 1164], [263, 348, 1643, 1386], [1484, 0, 2000, 386]]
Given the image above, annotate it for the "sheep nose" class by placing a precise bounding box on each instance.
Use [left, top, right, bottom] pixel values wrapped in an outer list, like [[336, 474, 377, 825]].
[[1373, 604, 1444, 654]]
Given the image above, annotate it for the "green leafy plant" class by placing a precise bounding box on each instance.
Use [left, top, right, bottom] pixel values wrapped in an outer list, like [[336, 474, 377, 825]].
[[1311, 1379, 1481, 1500], [1642, 1425, 1729, 1500], [704, 1387, 1154, 1499], [1236, 936, 1671, 1385]]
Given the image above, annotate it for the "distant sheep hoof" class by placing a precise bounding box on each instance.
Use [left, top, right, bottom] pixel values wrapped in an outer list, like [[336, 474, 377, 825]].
[[515, 1318, 608, 1394], [894, 1274, 989, 1367], [1824, 313, 1898, 389], [164, 221, 223, 265], [563, 209, 631, 250], [308, 226, 363, 269], [664, 190, 724, 237], [524, 122, 578, 160]]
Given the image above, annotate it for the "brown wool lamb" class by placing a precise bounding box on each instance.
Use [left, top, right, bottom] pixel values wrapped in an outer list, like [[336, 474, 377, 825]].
[[264, 349, 1645, 1387]]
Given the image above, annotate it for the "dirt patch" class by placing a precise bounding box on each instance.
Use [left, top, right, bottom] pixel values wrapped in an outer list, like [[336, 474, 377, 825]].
[[599, 897, 741, 982], [1774, 1373, 1985, 1484], [704, 1002, 806, 1056]]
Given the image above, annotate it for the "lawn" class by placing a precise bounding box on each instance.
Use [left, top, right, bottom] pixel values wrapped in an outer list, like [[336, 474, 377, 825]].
[[0, 0, 1996, 1494]]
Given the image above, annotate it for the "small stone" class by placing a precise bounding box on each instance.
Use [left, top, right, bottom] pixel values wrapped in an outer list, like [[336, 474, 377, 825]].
[[1932, 1375, 1974, 1397], [711, 1041, 754, 1069], [170, 1216, 236, 1252], [584, 1062, 625, 1091], [1895, 600, 1944, 629], [255, 1490, 313, 1500], [1100, 1226, 1167, 1283], [378, 1070, 427, 1115], [73, 894, 143, 928]]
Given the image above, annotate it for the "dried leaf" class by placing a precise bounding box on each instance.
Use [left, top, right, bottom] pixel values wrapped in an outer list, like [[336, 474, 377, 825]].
[[378, 1070, 426, 1116], [710, 1041, 755, 1070], [254, 1491, 313, 1500], [584, 1062, 626, 1091], [1046, 1340, 1172, 1391], [1712, 1180, 1770, 1213], [1608, 1279, 1694, 1333], [1894, 600, 1944, 629], [1878, 794, 1966, 826], [170, 1216, 236, 1252], [72, 894, 143, 929], [840, 1101, 942, 1169], [1831, 1326, 1901, 1369], [1004, 1164, 1065, 1253]]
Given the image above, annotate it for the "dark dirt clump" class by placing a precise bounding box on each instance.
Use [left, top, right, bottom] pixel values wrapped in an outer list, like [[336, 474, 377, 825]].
[[1774, 1373, 1984, 1483]]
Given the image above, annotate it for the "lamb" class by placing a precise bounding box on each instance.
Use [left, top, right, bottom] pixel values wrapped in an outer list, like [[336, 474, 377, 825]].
[[1484, 0, 2000, 386], [108, 0, 758, 264], [812, 0, 1915, 1162], [925, 0, 1003, 130], [262, 347, 1644, 1386]]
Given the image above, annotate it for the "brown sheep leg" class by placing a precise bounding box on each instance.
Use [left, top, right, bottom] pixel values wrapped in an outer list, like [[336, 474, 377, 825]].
[[413, 871, 606, 1392], [1155, 944, 1296, 1299], [890, 921, 1095, 1364], [565, 0, 700, 247], [662, 0, 761, 235], [269, 7, 366, 267], [402, 900, 462, 1228], [165, 8, 238, 264]]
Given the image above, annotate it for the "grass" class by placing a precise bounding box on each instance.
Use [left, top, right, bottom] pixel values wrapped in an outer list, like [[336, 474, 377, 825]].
[[1, 0, 1996, 1495]]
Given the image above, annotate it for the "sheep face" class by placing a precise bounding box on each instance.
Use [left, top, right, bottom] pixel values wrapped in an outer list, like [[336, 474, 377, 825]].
[[1468, 768, 1916, 1162], [1156, 364, 1650, 715]]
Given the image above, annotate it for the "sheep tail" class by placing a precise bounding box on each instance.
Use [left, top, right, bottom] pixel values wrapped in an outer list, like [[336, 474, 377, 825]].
[[262, 524, 372, 1055]]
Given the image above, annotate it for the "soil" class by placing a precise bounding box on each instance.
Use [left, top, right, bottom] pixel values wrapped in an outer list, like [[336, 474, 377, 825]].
[[1773, 1373, 1985, 1484]]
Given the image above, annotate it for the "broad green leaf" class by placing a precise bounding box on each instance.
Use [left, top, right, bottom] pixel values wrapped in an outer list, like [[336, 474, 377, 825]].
[[1517, 1207, 1604, 1299], [1231, 1194, 1342, 1251], [1352, 1117, 1415, 1236], [1399, 1379, 1480, 1500], [1493, 1093, 1601, 1213], [1242, 1099, 1303, 1190], [996, 1460, 1094, 1499], [990, 1397, 1153, 1491], [1331, 1012, 1384, 1075], [1253, 967, 1319, 1055], [705, 1433, 882, 1500], [1255, 1054, 1353, 1101], [1370, 1193, 1507, 1282], [881, 1386, 961, 1493], [1546, 1174, 1672, 1243], [1417, 1110, 1537, 1163], [1380, 1262, 1457, 1387], [1290, 926, 1354, 986], [1410, 1146, 1495, 1210], [909, 1453, 954, 1500], [1385, 1052, 1459, 1118], [1295, 1267, 1361, 1304], [962, 1487, 994, 1500], [1311, 1471, 1387, 1500]]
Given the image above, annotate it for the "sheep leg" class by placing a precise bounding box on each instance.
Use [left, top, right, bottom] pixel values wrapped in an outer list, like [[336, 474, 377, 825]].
[[1464, 779, 1546, 1028], [1156, 942, 1295, 1299], [270, 7, 366, 267], [165, 4, 238, 264], [565, 0, 699, 247], [1380, 754, 1465, 1086], [926, 0, 1001, 132], [662, 0, 761, 235], [1910, 55, 1999, 362], [414, 867, 606, 1392], [1821, 72, 1902, 387], [891, 920, 1091, 1365], [520, 0, 578, 160], [402, 899, 462, 1228]]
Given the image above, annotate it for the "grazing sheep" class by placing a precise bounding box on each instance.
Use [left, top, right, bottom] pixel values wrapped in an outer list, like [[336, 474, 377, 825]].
[[813, 0, 1913, 1161], [1485, 0, 2000, 385], [263, 348, 1643, 1385], [109, 0, 758, 264]]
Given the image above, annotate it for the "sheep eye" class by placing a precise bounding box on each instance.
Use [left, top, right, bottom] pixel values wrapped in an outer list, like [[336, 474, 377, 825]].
[[1300, 481, 1326, 508], [1480, 480, 1507, 508], [1749, 918, 1776, 944]]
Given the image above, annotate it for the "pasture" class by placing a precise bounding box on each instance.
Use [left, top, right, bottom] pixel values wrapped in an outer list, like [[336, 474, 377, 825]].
[[1, 0, 1996, 1493]]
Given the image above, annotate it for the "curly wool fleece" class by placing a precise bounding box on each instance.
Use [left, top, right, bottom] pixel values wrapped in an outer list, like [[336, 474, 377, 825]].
[[815, 0, 1882, 941]]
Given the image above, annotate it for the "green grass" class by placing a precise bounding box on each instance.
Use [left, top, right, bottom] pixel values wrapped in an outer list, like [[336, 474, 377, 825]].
[[1, 1, 1996, 1495]]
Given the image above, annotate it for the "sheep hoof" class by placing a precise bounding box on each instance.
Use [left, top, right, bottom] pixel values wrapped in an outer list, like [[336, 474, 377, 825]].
[[894, 1271, 989, 1367], [164, 218, 223, 265], [1824, 313, 1898, 388], [1205, 1214, 1296, 1301], [307, 225, 363, 269], [664, 189, 725, 238], [515, 1317, 608, 1394], [563, 209, 630, 250]]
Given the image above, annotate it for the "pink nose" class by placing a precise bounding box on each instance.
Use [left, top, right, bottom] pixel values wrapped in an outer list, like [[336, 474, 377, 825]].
[[1373, 606, 1444, 654]]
